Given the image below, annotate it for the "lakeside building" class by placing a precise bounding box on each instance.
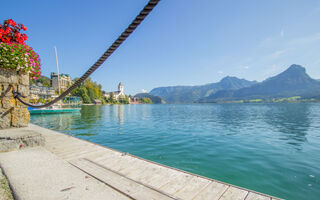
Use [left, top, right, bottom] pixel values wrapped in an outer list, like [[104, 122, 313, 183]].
[[104, 82, 126, 101], [29, 72, 77, 103], [50, 72, 72, 91], [129, 97, 139, 104], [29, 84, 55, 101], [92, 99, 102, 105]]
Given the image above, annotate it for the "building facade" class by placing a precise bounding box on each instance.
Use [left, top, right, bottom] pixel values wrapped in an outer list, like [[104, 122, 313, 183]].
[[50, 72, 72, 91], [104, 82, 125, 100], [29, 84, 55, 101]]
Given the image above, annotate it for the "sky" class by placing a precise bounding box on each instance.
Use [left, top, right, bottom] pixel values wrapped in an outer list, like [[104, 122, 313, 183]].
[[1, 0, 320, 95]]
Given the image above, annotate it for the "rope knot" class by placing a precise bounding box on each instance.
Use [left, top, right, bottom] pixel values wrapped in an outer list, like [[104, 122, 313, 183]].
[[12, 89, 26, 99]]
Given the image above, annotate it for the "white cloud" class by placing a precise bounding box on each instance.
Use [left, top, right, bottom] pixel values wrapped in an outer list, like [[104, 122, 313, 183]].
[[265, 49, 291, 60], [141, 89, 147, 93], [217, 70, 224, 74], [243, 66, 250, 69]]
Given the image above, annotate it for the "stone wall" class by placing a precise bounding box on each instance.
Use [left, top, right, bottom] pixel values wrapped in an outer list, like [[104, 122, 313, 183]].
[[0, 68, 30, 129]]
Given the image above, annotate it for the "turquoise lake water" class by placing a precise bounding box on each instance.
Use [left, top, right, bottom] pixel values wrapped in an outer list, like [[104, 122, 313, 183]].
[[31, 103, 320, 200]]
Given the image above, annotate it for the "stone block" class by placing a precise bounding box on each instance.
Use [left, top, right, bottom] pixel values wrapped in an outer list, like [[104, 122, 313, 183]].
[[18, 84, 29, 97], [0, 108, 12, 129], [0, 68, 18, 84], [16, 98, 28, 108], [1, 97, 15, 109], [0, 130, 45, 152], [11, 107, 29, 127], [1, 83, 13, 98], [0, 68, 30, 129], [18, 72, 29, 86]]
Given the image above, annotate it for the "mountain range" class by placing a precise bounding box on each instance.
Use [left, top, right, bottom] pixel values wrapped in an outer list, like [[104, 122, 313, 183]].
[[149, 64, 320, 103], [150, 76, 257, 103]]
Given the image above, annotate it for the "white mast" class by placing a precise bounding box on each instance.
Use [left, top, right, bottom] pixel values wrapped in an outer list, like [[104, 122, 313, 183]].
[[54, 46, 61, 95]]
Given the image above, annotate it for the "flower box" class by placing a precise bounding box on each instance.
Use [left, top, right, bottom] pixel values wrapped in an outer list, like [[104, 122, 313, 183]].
[[0, 19, 41, 129]]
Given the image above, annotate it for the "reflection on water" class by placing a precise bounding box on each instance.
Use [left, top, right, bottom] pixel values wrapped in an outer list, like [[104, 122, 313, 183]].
[[264, 104, 310, 148], [215, 104, 251, 134], [33, 112, 81, 131], [31, 103, 320, 200]]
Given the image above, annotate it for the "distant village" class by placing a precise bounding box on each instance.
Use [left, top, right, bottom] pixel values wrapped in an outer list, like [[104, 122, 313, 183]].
[[29, 72, 155, 105]]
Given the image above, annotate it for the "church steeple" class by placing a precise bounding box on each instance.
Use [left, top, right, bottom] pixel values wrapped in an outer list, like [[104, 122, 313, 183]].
[[118, 82, 124, 94]]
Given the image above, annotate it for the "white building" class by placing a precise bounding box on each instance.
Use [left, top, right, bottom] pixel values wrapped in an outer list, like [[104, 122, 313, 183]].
[[104, 82, 125, 100], [29, 84, 55, 100], [50, 72, 72, 91]]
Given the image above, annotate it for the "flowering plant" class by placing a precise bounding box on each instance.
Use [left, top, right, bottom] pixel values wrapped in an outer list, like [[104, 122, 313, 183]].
[[0, 19, 41, 79]]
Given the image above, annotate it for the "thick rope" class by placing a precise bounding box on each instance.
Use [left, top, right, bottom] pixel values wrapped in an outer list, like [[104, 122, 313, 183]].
[[13, 0, 160, 108]]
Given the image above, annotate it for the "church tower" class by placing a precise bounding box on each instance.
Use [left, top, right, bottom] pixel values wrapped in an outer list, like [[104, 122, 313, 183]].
[[118, 82, 124, 95]]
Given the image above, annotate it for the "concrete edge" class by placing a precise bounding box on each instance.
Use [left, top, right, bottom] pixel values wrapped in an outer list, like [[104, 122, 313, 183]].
[[0, 164, 16, 200]]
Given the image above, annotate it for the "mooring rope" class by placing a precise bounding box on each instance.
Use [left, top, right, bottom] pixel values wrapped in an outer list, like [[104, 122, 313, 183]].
[[12, 0, 160, 108]]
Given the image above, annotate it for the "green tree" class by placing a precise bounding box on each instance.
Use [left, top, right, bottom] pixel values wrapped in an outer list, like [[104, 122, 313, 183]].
[[106, 93, 117, 104], [30, 76, 51, 87], [38, 98, 45, 104], [71, 78, 105, 104], [119, 96, 129, 104], [140, 97, 152, 104]]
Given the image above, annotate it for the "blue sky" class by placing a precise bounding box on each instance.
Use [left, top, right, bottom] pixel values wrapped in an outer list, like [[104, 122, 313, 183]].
[[2, 0, 320, 94]]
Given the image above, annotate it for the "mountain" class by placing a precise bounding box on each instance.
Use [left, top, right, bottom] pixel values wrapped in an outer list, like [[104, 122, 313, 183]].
[[149, 77, 257, 103], [200, 64, 320, 102], [134, 93, 165, 104]]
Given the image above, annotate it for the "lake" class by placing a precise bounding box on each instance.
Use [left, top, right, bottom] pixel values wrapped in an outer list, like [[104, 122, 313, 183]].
[[31, 103, 320, 200]]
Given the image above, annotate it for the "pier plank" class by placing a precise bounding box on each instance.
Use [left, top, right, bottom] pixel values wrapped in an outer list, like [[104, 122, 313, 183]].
[[70, 158, 175, 200], [47, 143, 94, 154], [97, 155, 137, 172], [57, 148, 99, 158], [63, 149, 107, 161], [193, 181, 229, 200], [87, 150, 123, 161], [219, 186, 248, 200], [159, 173, 194, 195], [119, 159, 151, 176], [136, 167, 181, 189], [46, 137, 92, 145], [246, 192, 271, 200], [174, 176, 211, 200], [133, 164, 166, 183]]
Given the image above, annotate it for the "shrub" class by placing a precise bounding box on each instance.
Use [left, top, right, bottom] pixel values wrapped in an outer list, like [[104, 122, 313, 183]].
[[0, 19, 41, 80]]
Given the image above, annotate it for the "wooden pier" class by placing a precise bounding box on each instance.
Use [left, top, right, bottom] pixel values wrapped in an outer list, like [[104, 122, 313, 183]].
[[21, 124, 282, 199]]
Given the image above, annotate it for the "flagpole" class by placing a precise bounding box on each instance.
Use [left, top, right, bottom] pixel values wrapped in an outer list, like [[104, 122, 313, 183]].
[[54, 46, 61, 96]]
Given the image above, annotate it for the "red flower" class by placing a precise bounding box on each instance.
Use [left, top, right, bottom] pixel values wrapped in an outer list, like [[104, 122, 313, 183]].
[[0, 19, 29, 44], [22, 34, 28, 40], [5, 27, 11, 34], [21, 24, 27, 31], [8, 19, 16, 26]]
